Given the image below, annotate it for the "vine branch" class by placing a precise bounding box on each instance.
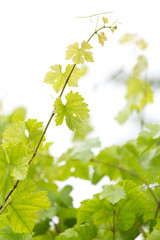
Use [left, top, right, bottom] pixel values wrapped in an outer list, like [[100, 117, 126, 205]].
[[135, 221, 147, 238], [0, 64, 76, 212], [111, 206, 117, 240], [91, 159, 158, 204], [0, 22, 115, 214], [154, 201, 160, 219]]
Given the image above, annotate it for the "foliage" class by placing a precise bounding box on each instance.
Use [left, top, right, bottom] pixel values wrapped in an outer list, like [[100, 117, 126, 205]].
[[0, 13, 159, 240]]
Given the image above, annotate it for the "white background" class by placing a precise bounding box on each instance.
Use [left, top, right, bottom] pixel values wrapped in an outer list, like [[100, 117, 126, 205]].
[[0, 0, 160, 217]]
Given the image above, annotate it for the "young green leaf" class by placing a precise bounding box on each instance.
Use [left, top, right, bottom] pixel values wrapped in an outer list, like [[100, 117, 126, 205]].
[[102, 17, 108, 24], [73, 119, 93, 142], [25, 119, 44, 149], [100, 185, 126, 204], [44, 64, 86, 92], [2, 121, 28, 146], [54, 91, 89, 130], [133, 55, 148, 77], [98, 32, 107, 46], [6, 143, 30, 180], [64, 64, 83, 88], [44, 64, 65, 93], [74, 224, 97, 240], [54, 97, 65, 126], [116, 77, 153, 124], [66, 41, 94, 64]]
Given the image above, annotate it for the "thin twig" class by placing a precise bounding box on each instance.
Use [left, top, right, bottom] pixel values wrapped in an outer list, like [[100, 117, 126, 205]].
[[76, 11, 113, 19], [111, 206, 117, 240], [154, 201, 160, 219], [1, 64, 76, 211], [0, 201, 11, 215], [87, 26, 112, 43], [135, 221, 147, 238]]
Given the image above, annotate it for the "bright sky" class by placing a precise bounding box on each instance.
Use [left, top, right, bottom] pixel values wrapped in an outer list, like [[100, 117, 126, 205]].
[[0, 0, 160, 211]]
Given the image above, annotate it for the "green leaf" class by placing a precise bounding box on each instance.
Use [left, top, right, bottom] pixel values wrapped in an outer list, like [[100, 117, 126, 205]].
[[119, 33, 137, 44], [135, 39, 148, 50], [0, 226, 23, 240], [59, 138, 100, 164], [57, 185, 73, 208], [55, 228, 78, 240], [44, 64, 65, 93], [54, 91, 89, 130], [2, 121, 28, 145], [75, 224, 97, 240], [98, 32, 107, 46], [64, 64, 86, 88], [10, 107, 26, 122], [93, 146, 121, 182], [8, 180, 50, 233], [146, 229, 160, 240], [100, 185, 126, 204], [44, 64, 87, 92], [0, 146, 13, 204], [102, 17, 108, 24], [0, 214, 10, 231], [133, 55, 148, 78], [55, 160, 90, 180], [72, 119, 93, 142], [54, 97, 65, 125], [117, 180, 146, 231], [66, 41, 94, 64], [77, 198, 101, 224], [25, 119, 44, 149], [6, 143, 30, 180], [116, 77, 153, 124], [119, 33, 148, 49], [115, 103, 132, 124], [33, 218, 50, 236]]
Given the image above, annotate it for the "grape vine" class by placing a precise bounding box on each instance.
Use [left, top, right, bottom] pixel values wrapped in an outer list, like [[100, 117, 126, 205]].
[[1, 12, 160, 240]]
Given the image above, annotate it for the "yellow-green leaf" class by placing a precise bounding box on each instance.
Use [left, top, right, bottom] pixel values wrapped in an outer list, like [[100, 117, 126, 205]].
[[98, 32, 107, 46], [44, 64, 65, 93], [54, 91, 89, 130], [8, 181, 50, 233], [102, 17, 108, 24], [66, 41, 94, 64]]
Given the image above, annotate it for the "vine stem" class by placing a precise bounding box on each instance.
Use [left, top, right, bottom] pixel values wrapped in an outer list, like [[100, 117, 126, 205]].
[[135, 221, 147, 238], [154, 201, 160, 219], [87, 26, 112, 42], [111, 206, 117, 240], [0, 23, 115, 213], [91, 159, 158, 204], [0, 64, 76, 212]]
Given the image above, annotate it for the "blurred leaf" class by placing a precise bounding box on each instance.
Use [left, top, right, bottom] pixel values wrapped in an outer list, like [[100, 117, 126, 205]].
[[146, 229, 160, 240], [116, 77, 153, 124], [100, 185, 126, 204], [74, 224, 97, 240], [72, 119, 93, 142]]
